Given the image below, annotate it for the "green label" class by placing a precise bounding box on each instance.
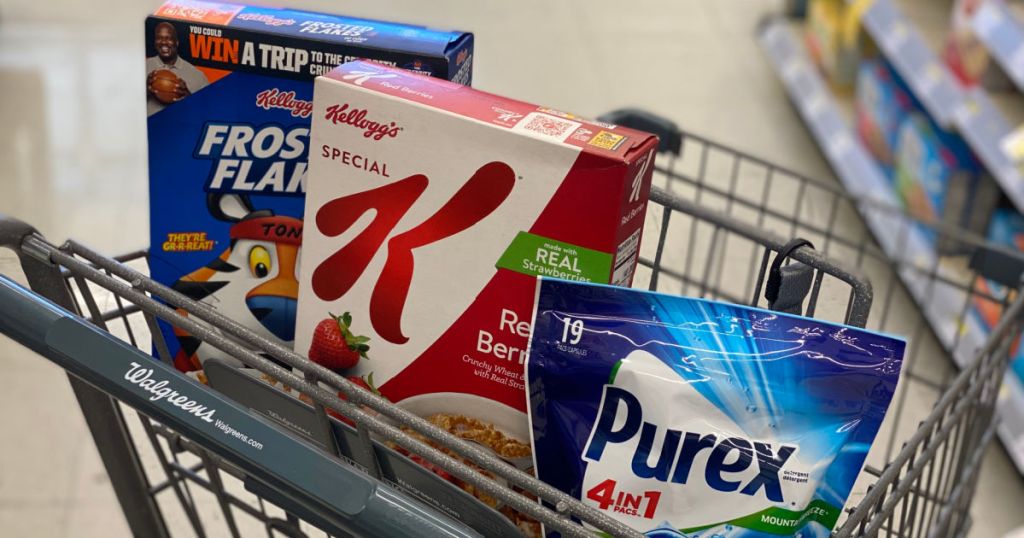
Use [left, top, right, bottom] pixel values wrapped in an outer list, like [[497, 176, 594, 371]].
[[496, 231, 612, 283], [594, 495, 839, 536], [608, 360, 624, 384], [680, 499, 841, 535]]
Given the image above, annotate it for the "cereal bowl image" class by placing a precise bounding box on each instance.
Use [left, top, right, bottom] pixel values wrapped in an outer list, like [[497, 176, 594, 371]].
[[391, 393, 539, 537], [397, 392, 530, 452]]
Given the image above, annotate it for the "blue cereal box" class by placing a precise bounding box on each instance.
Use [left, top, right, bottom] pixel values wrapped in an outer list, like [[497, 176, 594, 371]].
[[146, 0, 472, 376], [972, 208, 1024, 385], [893, 113, 998, 253], [855, 59, 915, 175]]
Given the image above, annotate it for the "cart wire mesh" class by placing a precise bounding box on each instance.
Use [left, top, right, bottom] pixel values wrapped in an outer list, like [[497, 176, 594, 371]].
[[638, 126, 1024, 537]]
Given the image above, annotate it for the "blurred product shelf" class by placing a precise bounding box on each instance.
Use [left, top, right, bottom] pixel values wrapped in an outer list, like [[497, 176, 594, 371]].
[[859, 0, 1024, 214], [759, 16, 1024, 476], [971, 1, 1024, 92]]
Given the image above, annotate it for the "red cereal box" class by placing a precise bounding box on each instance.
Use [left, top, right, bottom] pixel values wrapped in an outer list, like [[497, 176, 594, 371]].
[[295, 61, 658, 448]]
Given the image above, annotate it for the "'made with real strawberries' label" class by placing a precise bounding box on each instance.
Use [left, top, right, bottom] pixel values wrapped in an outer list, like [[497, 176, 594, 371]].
[[295, 61, 658, 473], [145, 0, 471, 379]]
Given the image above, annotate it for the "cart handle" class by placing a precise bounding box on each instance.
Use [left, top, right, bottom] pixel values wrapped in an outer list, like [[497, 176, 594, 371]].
[[598, 108, 682, 155], [0, 274, 481, 538]]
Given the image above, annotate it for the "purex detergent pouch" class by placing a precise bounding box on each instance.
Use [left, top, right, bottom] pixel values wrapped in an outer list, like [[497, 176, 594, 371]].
[[526, 278, 905, 537]]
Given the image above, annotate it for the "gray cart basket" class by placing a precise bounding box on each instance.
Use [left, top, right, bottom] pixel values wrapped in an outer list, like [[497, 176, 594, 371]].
[[0, 112, 1022, 537]]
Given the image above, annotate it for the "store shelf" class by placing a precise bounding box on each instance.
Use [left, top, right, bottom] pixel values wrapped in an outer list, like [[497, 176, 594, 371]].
[[859, 0, 1024, 216], [759, 17, 1024, 475], [971, 1, 1024, 92]]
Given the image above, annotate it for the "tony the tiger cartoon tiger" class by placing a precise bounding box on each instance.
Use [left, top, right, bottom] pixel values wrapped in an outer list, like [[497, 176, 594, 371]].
[[172, 193, 302, 375]]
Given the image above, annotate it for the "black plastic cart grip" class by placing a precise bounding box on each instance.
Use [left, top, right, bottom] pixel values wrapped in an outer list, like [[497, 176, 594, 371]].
[[765, 238, 815, 315], [970, 244, 1024, 288], [597, 108, 683, 155]]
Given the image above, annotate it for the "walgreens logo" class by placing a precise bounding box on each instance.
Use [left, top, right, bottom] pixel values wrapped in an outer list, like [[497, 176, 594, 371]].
[[323, 103, 402, 140], [255, 88, 312, 118]]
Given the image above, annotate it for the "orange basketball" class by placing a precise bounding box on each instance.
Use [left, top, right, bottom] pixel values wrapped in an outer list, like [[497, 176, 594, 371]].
[[151, 69, 181, 104]]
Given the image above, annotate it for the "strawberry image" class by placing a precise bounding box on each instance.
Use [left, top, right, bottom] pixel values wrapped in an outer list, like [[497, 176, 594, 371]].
[[326, 374, 381, 426], [308, 312, 370, 371], [345, 374, 374, 393]]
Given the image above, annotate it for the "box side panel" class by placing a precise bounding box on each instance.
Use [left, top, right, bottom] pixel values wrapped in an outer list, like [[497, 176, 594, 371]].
[[446, 33, 474, 86], [610, 138, 658, 286]]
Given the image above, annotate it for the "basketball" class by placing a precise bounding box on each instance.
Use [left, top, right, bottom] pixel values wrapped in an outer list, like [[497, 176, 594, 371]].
[[151, 69, 181, 104]]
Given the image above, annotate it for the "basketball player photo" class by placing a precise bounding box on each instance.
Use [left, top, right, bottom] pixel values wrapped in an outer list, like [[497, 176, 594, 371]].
[[146, 22, 209, 116]]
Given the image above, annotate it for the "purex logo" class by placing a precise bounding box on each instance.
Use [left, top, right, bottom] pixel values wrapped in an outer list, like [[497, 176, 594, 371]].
[[323, 103, 402, 140], [583, 386, 796, 503], [255, 88, 312, 118], [312, 162, 516, 344]]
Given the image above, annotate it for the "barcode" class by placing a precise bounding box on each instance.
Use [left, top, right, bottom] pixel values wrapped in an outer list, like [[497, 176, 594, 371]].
[[450, 54, 473, 86], [513, 112, 581, 142], [612, 229, 642, 286], [612, 263, 635, 287], [616, 229, 641, 263]]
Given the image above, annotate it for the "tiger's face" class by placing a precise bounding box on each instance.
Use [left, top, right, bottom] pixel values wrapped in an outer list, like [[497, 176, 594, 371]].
[[220, 238, 301, 343], [172, 236, 301, 370], [171, 194, 304, 373]]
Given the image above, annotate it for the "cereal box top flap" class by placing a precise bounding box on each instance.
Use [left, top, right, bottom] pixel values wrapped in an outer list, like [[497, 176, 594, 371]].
[[151, 0, 471, 57], [322, 61, 659, 161]]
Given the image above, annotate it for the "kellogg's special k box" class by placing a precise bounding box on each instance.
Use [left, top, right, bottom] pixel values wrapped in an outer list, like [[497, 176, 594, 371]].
[[295, 61, 659, 448], [145, 1, 471, 377]]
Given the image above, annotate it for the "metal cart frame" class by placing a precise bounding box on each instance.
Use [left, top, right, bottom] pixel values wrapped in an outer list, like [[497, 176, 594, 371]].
[[1, 113, 1022, 537]]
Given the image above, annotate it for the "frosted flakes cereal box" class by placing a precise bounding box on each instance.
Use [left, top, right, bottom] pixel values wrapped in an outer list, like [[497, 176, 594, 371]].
[[146, 1, 471, 377]]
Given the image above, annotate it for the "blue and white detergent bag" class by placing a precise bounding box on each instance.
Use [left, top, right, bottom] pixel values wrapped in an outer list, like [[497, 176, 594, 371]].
[[526, 279, 905, 537]]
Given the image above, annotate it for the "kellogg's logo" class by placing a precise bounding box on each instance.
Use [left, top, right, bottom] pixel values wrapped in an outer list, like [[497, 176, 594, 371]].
[[323, 103, 402, 140], [491, 107, 524, 125], [154, 1, 241, 24], [255, 88, 313, 118]]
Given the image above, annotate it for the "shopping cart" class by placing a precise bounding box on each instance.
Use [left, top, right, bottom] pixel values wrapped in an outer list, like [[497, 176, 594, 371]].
[[0, 109, 1021, 538]]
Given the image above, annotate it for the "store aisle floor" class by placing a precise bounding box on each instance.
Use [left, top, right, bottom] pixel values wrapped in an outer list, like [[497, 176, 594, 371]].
[[0, 1, 1021, 536]]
